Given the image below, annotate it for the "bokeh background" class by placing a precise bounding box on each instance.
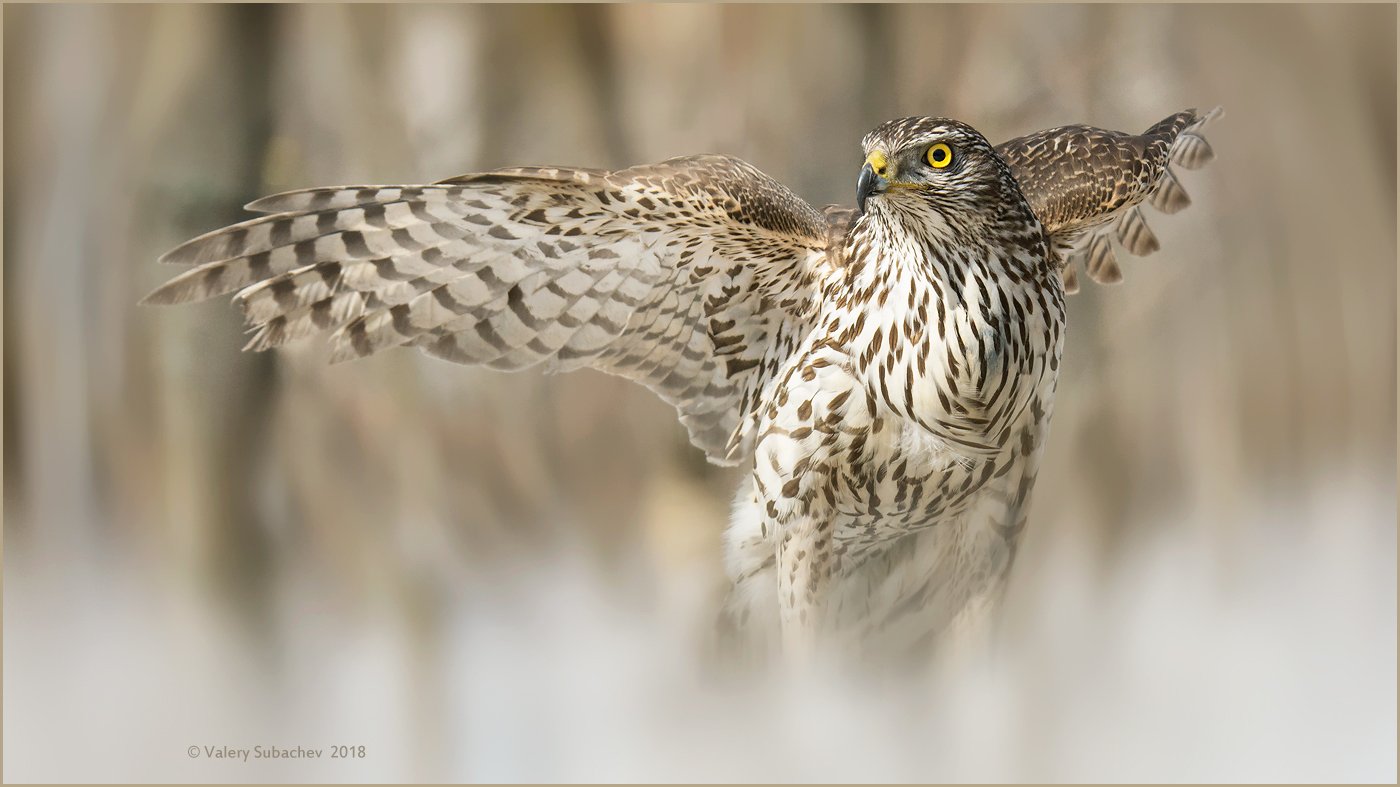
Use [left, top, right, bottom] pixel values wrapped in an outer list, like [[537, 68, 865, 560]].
[[4, 3, 1395, 782]]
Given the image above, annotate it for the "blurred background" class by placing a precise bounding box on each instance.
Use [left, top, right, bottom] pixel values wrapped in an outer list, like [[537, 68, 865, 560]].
[[4, 3, 1395, 782]]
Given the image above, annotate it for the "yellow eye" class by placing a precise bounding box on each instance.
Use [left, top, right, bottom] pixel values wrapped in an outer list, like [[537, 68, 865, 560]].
[[926, 143, 953, 169]]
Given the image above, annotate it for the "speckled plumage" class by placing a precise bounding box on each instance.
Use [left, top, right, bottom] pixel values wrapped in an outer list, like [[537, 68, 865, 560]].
[[996, 107, 1221, 292], [146, 108, 1220, 662]]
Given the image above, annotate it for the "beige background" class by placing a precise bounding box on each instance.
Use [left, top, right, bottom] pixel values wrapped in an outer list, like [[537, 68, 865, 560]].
[[4, 4, 1395, 782]]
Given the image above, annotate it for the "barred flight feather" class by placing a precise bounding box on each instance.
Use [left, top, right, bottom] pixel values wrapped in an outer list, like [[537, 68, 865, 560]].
[[146, 155, 832, 464], [996, 105, 1222, 288]]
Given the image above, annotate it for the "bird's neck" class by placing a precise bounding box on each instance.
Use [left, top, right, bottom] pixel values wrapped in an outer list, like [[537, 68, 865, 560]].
[[840, 206, 1048, 291]]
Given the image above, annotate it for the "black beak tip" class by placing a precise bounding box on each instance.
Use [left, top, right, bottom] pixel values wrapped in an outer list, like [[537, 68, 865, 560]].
[[856, 163, 876, 214]]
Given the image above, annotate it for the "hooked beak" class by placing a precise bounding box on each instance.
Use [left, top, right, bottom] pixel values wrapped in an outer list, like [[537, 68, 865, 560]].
[[856, 151, 890, 213]]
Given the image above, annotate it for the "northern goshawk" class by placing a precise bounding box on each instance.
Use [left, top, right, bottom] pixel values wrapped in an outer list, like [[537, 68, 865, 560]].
[[146, 107, 1221, 661]]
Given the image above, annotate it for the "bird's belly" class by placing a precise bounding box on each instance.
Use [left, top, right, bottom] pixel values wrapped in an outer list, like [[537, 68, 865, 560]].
[[828, 420, 1001, 566]]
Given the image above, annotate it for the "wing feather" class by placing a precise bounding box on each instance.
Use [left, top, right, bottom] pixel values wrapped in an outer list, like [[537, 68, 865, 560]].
[[1148, 168, 1191, 215], [145, 155, 830, 464], [997, 106, 1222, 289]]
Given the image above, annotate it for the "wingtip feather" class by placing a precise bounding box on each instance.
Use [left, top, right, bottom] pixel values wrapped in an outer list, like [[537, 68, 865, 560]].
[[1060, 263, 1081, 294], [157, 239, 205, 266], [1194, 105, 1225, 129], [243, 190, 305, 213], [140, 270, 203, 306], [1149, 169, 1192, 215], [1094, 265, 1125, 285], [138, 287, 175, 307]]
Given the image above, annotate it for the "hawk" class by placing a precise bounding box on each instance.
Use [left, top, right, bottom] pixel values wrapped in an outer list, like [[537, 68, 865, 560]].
[[145, 107, 1221, 661]]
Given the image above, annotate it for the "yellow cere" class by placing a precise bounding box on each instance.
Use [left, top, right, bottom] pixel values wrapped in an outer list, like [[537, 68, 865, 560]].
[[926, 143, 952, 169], [865, 150, 890, 178]]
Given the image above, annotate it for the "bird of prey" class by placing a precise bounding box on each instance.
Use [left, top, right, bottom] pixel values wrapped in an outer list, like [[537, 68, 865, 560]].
[[145, 107, 1221, 662]]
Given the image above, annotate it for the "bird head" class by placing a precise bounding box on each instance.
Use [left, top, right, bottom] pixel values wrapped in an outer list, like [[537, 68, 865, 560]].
[[856, 117, 1017, 229]]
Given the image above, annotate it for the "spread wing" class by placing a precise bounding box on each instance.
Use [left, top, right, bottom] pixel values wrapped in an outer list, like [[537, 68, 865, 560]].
[[996, 106, 1222, 292], [144, 155, 836, 465]]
